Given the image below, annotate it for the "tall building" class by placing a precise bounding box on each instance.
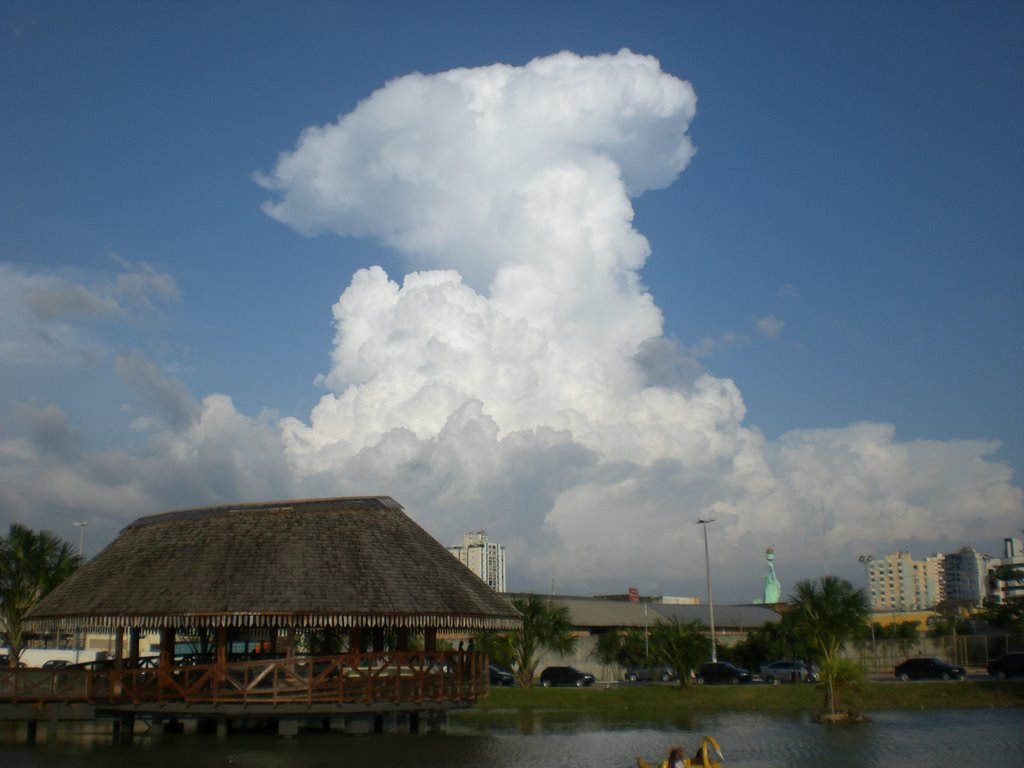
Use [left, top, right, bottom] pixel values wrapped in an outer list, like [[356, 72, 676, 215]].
[[942, 546, 990, 607], [447, 530, 506, 593], [866, 551, 944, 610], [988, 537, 1024, 605]]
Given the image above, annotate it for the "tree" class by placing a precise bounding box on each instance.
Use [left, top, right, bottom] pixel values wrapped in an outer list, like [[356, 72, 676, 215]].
[[0, 524, 80, 667], [591, 628, 647, 669], [649, 617, 706, 688], [731, 615, 810, 672], [789, 575, 870, 716], [489, 594, 577, 688], [980, 600, 1024, 637]]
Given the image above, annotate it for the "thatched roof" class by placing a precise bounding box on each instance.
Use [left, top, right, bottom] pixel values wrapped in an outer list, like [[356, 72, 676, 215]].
[[26, 497, 522, 633]]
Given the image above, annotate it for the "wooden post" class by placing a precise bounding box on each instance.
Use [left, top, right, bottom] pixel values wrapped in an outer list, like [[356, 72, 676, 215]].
[[159, 627, 176, 668], [397, 626, 409, 651], [128, 627, 140, 667], [113, 626, 124, 668], [424, 627, 437, 651], [215, 626, 228, 665]]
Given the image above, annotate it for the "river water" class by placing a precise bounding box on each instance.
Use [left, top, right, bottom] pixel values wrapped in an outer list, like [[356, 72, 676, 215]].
[[2, 709, 1021, 767]]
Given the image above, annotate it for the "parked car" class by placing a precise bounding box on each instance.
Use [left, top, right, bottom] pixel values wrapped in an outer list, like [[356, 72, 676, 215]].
[[489, 665, 515, 686], [759, 659, 817, 684], [624, 663, 677, 683], [987, 652, 1024, 679], [41, 659, 72, 670], [894, 657, 965, 681], [539, 665, 596, 687], [695, 661, 752, 685]]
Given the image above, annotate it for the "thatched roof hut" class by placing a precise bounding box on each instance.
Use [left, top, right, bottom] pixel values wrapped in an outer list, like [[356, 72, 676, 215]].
[[26, 496, 521, 634]]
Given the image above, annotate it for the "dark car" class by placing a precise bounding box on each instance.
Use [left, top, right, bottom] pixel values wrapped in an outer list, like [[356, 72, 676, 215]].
[[987, 652, 1024, 679], [624, 663, 677, 683], [759, 659, 817, 684], [894, 657, 965, 681], [695, 661, 752, 685], [41, 659, 72, 670], [489, 665, 515, 686], [539, 665, 596, 687]]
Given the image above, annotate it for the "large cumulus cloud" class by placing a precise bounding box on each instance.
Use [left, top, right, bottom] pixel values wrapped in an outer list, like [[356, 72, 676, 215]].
[[2, 51, 1020, 599], [257, 50, 1022, 597]]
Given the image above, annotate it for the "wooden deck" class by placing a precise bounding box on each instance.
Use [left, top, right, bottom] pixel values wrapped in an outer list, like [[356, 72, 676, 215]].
[[0, 651, 488, 709]]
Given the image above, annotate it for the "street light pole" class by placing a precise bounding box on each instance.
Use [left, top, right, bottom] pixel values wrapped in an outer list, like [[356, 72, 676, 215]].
[[73, 521, 87, 558], [859, 554, 876, 669], [696, 518, 717, 662], [73, 521, 88, 664]]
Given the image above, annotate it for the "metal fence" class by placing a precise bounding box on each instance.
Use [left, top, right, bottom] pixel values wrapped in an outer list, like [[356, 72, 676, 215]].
[[847, 634, 1024, 672]]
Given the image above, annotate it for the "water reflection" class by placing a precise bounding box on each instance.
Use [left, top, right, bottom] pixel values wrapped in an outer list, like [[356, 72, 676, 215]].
[[2, 709, 1022, 768]]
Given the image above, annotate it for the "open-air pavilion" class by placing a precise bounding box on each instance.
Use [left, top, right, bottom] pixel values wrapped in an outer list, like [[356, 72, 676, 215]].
[[3, 496, 521, 740]]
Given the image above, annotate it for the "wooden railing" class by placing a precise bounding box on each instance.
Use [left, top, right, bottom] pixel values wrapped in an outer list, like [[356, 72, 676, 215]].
[[0, 651, 488, 707]]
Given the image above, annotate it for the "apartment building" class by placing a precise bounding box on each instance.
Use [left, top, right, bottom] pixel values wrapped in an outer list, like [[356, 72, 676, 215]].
[[942, 546, 990, 607], [988, 537, 1024, 604], [866, 551, 944, 611], [447, 530, 506, 593]]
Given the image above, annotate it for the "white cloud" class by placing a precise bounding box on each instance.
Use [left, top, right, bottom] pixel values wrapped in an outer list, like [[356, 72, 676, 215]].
[[1, 51, 1020, 599], [756, 314, 784, 339], [258, 50, 1023, 596], [0, 260, 177, 368]]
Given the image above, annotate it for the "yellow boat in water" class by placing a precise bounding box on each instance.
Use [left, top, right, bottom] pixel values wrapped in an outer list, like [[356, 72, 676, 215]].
[[636, 736, 724, 768]]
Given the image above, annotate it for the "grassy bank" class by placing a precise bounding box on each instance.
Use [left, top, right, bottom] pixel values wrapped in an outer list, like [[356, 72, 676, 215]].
[[468, 681, 1024, 717]]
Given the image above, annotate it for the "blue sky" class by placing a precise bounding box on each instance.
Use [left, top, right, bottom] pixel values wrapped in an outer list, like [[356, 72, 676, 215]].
[[2, 1, 1021, 600]]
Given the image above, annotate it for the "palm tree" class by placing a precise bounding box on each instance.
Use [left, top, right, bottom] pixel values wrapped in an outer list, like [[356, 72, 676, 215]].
[[649, 616, 706, 687], [0, 524, 81, 667], [591, 628, 646, 669], [789, 575, 870, 716], [497, 594, 577, 688]]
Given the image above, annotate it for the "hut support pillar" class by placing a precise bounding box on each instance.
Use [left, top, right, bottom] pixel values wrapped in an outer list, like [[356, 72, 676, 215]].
[[286, 626, 296, 658], [159, 628, 176, 668], [215, 626, 228, 665], [397, 626, 409, 651], [113, 626, 124, 667], [372, 627, 384, 652], [128, 627, 140, 667], [424, 627, 437, 651], [427, 709, 447, 734], [112, 715, 134, 743]]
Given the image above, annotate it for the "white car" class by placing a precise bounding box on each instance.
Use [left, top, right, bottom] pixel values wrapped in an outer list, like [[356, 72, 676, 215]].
[[759, 659, 818, 683]]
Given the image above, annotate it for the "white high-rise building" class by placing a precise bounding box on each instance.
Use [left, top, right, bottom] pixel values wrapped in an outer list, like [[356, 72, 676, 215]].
[[447, 530, 506, 593]]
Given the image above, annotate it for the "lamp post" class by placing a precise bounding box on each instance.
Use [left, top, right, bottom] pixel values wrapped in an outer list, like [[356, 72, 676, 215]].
[[858, 555, 876, 669], [73, 521, 87, 558], [73, 522, 87, 663], [696, 518, 717, 662]]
